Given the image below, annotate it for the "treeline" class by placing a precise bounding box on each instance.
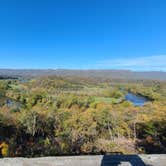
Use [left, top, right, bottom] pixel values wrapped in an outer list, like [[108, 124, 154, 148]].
[[0, 77, 165, 157]]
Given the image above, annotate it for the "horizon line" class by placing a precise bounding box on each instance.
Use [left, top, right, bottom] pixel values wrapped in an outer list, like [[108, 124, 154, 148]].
[[0, 68, 165, 72]]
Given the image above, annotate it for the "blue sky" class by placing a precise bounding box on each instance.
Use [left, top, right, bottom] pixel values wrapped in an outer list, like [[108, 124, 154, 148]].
[[0, 0, 166, 71]]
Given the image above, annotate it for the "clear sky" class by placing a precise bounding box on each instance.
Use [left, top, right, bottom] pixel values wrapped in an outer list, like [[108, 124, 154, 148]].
[[0, 0, 166, 71]]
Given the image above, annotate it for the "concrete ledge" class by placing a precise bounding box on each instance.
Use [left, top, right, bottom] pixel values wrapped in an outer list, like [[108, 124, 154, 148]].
[[0, 155, 165, 166]]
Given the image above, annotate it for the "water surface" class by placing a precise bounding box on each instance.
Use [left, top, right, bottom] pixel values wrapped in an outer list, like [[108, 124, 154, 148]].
[[125, 93, 149, 106]]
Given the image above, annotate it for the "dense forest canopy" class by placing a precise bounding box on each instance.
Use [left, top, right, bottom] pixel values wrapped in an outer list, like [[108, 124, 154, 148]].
[[0, 74, 165, 157]]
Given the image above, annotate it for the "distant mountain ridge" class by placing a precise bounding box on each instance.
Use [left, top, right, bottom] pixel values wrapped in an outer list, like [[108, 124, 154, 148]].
[[0, 69, 166, 81]]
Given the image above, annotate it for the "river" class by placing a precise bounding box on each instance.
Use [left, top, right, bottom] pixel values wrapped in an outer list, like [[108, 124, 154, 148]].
[[125, 92, 149, 106]]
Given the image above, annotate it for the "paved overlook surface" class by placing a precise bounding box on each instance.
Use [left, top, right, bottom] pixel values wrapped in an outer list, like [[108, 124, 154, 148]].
[[0, 155, 165, 166]]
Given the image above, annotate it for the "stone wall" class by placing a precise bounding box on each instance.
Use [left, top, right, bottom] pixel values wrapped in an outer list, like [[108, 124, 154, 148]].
[[0, 155, 165, 166]]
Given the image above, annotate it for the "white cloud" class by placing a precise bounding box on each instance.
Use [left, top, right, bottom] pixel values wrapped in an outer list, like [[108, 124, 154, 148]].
[[97, 55, 166, 71]]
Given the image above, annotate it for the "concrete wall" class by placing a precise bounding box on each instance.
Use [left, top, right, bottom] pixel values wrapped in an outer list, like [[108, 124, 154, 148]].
[[0, 155, 165, 166]]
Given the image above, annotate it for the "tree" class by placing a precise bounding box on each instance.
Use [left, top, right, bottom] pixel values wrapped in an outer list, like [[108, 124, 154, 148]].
[[20, 110, 38, 136]]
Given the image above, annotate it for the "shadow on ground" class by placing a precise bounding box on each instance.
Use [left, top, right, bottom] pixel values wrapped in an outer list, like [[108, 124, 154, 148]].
[[101, 155, 153, 166]]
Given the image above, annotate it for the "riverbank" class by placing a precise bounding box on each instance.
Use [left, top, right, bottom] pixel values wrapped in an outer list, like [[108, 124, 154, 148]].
[[0, 155, 165, 166]]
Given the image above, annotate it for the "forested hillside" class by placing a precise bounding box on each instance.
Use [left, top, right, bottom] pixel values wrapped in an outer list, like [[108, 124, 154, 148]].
[[0, 69, 166, 80], [0, 76, 165, 157]]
